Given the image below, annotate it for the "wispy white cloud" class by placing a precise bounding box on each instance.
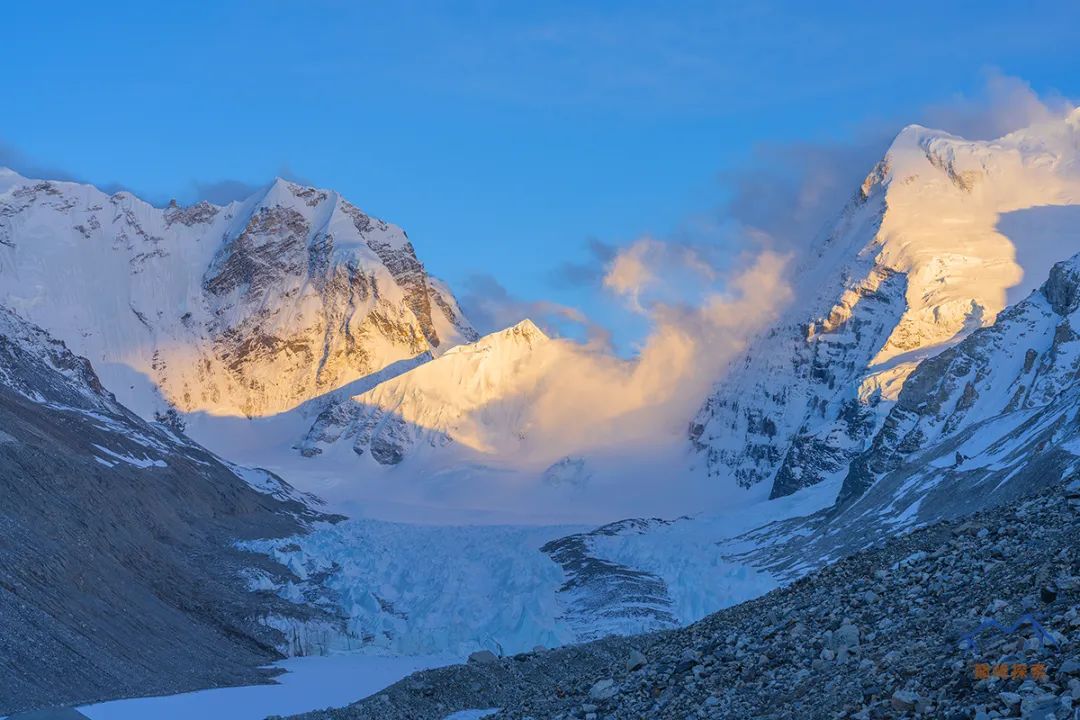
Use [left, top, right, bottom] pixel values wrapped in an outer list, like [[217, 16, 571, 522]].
[[521, 248, 793, 453], [501, 71, 1075, 456], [603, 236, 718, 313], [922, 69, 1075, 141]]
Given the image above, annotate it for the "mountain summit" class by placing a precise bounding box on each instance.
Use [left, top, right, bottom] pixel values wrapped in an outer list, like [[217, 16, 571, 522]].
[[299, 317, 554, 462], [0, 171, 476, 420], [691, 111, 1080, 499]]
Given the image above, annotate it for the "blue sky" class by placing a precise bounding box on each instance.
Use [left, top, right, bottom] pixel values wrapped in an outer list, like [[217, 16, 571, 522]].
[[3, 1, 1079, 348]]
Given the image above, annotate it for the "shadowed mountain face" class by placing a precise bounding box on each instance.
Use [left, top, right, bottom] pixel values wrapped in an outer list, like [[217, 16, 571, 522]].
[[0, 306, 338, 715], [725, 246, 1080, 583]]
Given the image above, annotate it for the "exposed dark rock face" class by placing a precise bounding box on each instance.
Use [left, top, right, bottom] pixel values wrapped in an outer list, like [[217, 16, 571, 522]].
[[1044, 257, 1080, 316], [364, 413, 412, 465], [689, 170, 897, 499], [205, 206, 311, 300], [693, 262, 906, 500], [0, 307, 338, 715], [164, 199, 220, 227], [836, 252, 1080, 509], [542, 456, 590, 487], [541, 519, 679, 641], [339, 199, 460, 350]]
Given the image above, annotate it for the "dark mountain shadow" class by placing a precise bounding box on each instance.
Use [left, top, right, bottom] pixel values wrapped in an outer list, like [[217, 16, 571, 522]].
[[177, 353, 433, 462], [998, 204, 1080, 306], [0, 313, 340, 715]]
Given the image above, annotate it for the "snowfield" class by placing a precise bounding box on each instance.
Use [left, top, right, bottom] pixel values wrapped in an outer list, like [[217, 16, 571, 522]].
[[238, 476, 843, 662], [78, 654, 457, 720]]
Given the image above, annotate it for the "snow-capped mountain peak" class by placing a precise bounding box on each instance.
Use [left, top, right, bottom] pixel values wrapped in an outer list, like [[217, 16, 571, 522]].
[[692, 110, 1080, 499], [299, 317, 554, 463], [444, 317, 549, 356], [0, 170, 477, 424]]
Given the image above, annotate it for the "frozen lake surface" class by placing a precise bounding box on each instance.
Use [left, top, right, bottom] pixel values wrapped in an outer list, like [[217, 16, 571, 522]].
[[77, 653, 458, 720]]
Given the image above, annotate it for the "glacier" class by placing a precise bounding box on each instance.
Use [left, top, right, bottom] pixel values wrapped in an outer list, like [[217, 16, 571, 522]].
[[7, 109, 1080, 713]]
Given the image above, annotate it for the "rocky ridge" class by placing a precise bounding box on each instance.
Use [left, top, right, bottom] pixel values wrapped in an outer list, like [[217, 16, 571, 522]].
[[540, 518, 679, 642], [0, 305, 340, 714], [731, 250, 1080, 585], [840, 251, 1080, 506]]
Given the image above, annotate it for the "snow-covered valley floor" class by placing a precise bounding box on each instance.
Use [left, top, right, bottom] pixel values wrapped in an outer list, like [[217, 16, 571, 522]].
[[233, 472, 845, 664], [76, 653, 459, 720]]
